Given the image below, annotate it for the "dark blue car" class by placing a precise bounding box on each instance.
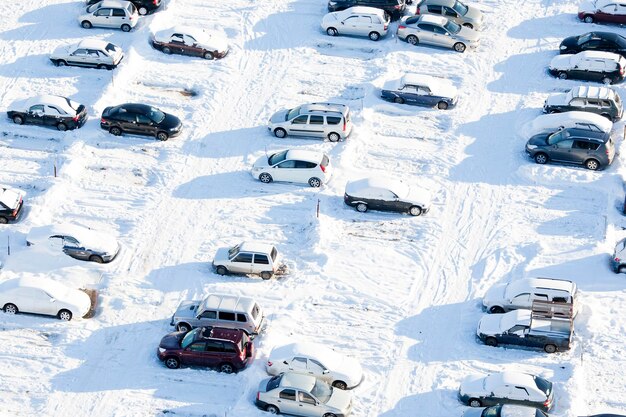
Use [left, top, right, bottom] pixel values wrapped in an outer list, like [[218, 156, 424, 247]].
[[381, 74, 458, 109]]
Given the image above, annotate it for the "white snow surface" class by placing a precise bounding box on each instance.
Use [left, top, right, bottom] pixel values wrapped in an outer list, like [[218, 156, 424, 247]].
[[0, 0, 626, 416]]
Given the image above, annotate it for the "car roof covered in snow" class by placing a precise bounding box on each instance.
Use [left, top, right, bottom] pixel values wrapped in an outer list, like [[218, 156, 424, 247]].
[[277, 372, 317, 391], [270, 342, 337, 362], [200, 293, 257, 313], [486, 372, 535, 389], [418, 14, 449, 25], [300, 102, 349, 116], [500, 404, 547, 417], [569, 85, 616, 100], [506, 277, 576, 295], [0, 275, 71, 296], [340, 6, 386, 16], [238, 241, 276, 254], [77, 39, 114, 51], [26, 224, 106, 246], [284, 149, 325, 163], [573, 50, 623, 62], [526, 112, 612, 135], [345, 177, 407, 196], [14, 95, 79, 114]]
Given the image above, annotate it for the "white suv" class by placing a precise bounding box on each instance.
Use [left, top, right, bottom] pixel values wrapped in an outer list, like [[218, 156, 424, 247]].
[[251, 149, 333, 187], [268, 102, 353, 142], [79, 0, 139, 32], [482, 277, 578, 314], [212, 241, 283, 280]]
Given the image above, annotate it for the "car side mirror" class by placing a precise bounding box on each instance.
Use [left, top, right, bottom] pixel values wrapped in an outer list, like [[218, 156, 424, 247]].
[[322, 369, 329, 374]]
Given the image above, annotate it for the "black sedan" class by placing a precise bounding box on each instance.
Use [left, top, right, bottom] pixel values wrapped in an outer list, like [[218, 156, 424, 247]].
[[100, 103, 182, 141], [560, 32, 626, 57], [7, 95, 87, 131]]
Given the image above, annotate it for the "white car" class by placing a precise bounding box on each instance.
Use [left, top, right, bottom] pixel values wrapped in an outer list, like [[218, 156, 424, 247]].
[[266, 342, 364, 390], [321, 6, 390, 41], [151, 27, 229, 59], [397, 14, 480, 52], [251, 149, 333, 188], [521, 112, 613, 138], [79, 0, 139, 32], [26, 224, 120, 264], [344, 177, 431, 216], [0, 186, 24, 224], [482, 278, 577, 314], [0, 276, 91, 321], [49, 39, 124, 70]]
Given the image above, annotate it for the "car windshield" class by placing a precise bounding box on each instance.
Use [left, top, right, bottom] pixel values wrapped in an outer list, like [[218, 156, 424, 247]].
[[228, 244, 241, 258], [577, 33, 593, 45], [534, 376, 552, 396], [181, 328, 199, 348], [452, 0, 469, 15], [444, 20, 462, 34], [310, 380, 332, 403], [267, 374, 282, 391], [481, 405, 501, 417], [286, 106, 301, 121], [148, 107, 166, 123], [87, 3, 98, 13], [547, 130, 567, 145], [268, 150, 288, 165]]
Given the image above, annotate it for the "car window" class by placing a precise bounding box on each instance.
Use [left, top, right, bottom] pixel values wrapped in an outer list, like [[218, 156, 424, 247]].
[[587, 99, 602, 108], [236, 313, 247, 322], [254, 254, 270, 265], [405, 16, 420, 25], [298, 392, 317, 405], [432, 25, 447, 34], [294, 160, 317, 169], [309, 115, 324, 125], [72, 48, 89, 56], [189, 342, 206, 352], [402, 84, 417, 92], [292, 115, 308, 124], [268, 150, 288, 165], [308, 359, 326, 373], [427, 4, 442, 13], [232, 252, 253, 263], [343, 16, 360, 24], [600, 3, 617, 12], [45, 106, 62, 115], [512, 293, 530, 302], [218, 311, 236, 321], [29, 105, 44, 113], [291, 357, 308, 369], [112, 8, 125, 17], [444, 6, 458, 16], [250, 303, 261, 320], [171, 34, 184, 44], [601, 100, 611, 107], [279, 389, 296, 401], [205, 341, 224, 352], [326, 116, 341, 125], [63, 236, 80, 247], [277, 160, 296, 168], [508, 325, 527, 333], [417, 23, 436, 32], [199, 310, 217, 319], [95, 8, 111, 16], [416, 87, 431, 95], [513, 386, 530, 398], [569, 98, 585, 106], [116, 111, 136, 122], [555, 139, 574, 149], [223, 342, 236, 353], [87, 49, 102, 58], [137, 114, 151, 124]]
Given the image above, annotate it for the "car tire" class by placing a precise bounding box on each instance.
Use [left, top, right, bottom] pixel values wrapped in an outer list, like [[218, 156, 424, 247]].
[[408, 206, 422, 216], [138, 6, 148, 15], [110, 126, 123, 136], [97, 64, 107, 70], [81, 20, 92, 29], [57, 122, 68, 131], [369, 31, 380, 41], [0, 217, 8, 224], [308, 177, 322, 188], [3, 303, 18, 315], [534, 153, 548, 165], [583, 15, 594, 23], [332, 381, 347, 390], [203, 51, 215, 60], [156, 131, 169, 141], [219, 363, 234, 374], [216, 266, 228, 276], [544, 344, 557, 353], [274, 128, 287, 138], [56, 60, 67, 67], [121, 24, 131, 32], [394, 97, 404, 104], [259, 173, 273, 183], [57, 309, 72, 321], [176, 323, 191, 333], [162, 46, 172, 55], [89, 255, 104, 264], [12, 115, 24, 125], [453, 42, 466, 53], [585, 158, 600, 170], [463, 23, 473, 29], [326, 27, 338, 36], [328, 132, 340, 142], [266, 405, 279, 415], [468, 398, 482, 407], [437, 101, 448, 110], [323, 414, 338, 417], [356, 203, 368, 213], [407, 35, 419, 45], [558, 71, 568, 80], [602, 77, 612, 85], [489, 306, 505, 314], [165, 357, 180, 369], [485, 337, 498, 347], [260, 271, 273, 280]]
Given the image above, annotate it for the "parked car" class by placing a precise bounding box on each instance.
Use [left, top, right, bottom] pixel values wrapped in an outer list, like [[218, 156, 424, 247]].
[[579, 0, 626, 24], [321, 6, 390, 40], [611, 237, 626, 273], [560, 32, 626, 58], [87, 0, 160, 15], [462, 405, 550, 417], [0, 276, 91, 321], [415, 0, 483, 30], [170, 293, 266, 335], [266, 342, 364, 390], [381, 73, 458, 109], [397, 15, 479, 52], [482, 278, 578, 314], [50, 39, 124, 70], [7, 95, 87, 131], [79, 0, 139, 32], [251, 149, 333, 188], [521, 112, 612, 139], [458, 371, 554, 411], [328, 0, 406, 21], [525, 126, 615, 170], [543, 85, 623, 121], [26, 224, 120, 264], [344, 177, 431, 216], [256, 372, 353, 416], [100, 103, 182, 141], [0, 186, 24, 224], [548, 51, 626, 84], [268, 102, 352, 142], [157, 326, 254, 373], [212, 241, 285, 280], [151, 27, 229, 59]]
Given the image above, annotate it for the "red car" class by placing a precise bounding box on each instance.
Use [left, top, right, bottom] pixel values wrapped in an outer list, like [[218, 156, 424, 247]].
[[578, 0, 626, 24], [157, 327, 254, 373]]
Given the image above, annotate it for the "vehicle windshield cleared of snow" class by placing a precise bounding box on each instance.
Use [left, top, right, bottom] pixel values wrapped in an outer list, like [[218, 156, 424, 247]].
[[444, 20, 462, 34], [181, 328, 199, 348], [547, 130, 567, 145], [286, 106, 301, 120], [228, 243, 241, 258], [268, 150, 288, 165], [453, 0, 469, 15], [311, 379, 332, 403], [148, 107, 166, 123]]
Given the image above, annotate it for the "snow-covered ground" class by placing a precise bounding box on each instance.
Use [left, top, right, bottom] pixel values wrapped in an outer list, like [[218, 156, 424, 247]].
[[1, 0, 626, 415]]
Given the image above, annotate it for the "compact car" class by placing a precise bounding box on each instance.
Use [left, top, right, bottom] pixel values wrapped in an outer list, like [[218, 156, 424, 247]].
[[100, 103, 182, 141], [397, 14, 480, 52], [151, 27, 229, 59], [7, 95, 87, 131], [548, 51, 626, 84], [79, 0, 139, 32], [344, 177, 431, 216], [381, 73, 457, 109], [50, 40, 124, 70], [322, 6, 390, 40], [251, 149, 333, 188]]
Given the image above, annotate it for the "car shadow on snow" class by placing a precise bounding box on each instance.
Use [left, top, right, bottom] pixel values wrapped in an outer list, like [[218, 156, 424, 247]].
[[376, 388, 463, 417], [486, 50, 559, 95], [506, 13, 582, 40], [173, 171, 301, 199], [181, 127, 269, 159]]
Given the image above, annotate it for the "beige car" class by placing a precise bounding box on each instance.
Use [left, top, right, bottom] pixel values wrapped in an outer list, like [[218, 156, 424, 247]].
[[397, 14, 480, 52], [321, 6, 390, 41], [212, 241, 286, 279]]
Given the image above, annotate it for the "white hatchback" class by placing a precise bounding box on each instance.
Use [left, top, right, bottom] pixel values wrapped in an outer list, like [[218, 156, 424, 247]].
[[79, 0, 139, 32], [251, 149, 333, 188], [322, 6, 390, 41]]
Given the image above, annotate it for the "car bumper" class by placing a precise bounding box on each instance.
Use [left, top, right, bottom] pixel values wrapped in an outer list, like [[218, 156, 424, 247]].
[[255, 399, 270, 410], [168, 127, 183, 138], [215, 49, 229, 59], [6, 199, 24, 222], [458, 391, 471, 404], [611, 258, 622, 272]]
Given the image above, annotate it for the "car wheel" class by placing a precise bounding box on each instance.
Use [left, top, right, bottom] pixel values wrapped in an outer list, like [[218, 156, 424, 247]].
[[216, 266, 228, 276], [468, 398, 482, 407], [56, 60, 67, 67], [534, 153, 548, 165], [98, 64, 110, 70], [266, 405, 279, 415], [601, 113, 612, 120], [409, 206, 422, 216], [356, 203, 368, 213], [406, 35, 419, 45], [260, 271, 273, 280], [0, 217, 8, 224], [585, 158, 600, 170], [328, 132, 340, 142], [394, 97, 404, 104], [583, 15, 594, 23], [369, 31, 380, 41], [274, 128, 287, 138], [121, 24, 131, 32], [332, 381, 347, 390], [259, 173, 273, 183], [57, 122, 68, 131], [437, 101, 448, 110], [463, 23, 473, 29], [58, 309, 72, 321], [162, 46, 172, 55], [326, 27, 338, 36], [3, 303, 18, 314], [453, 42, 466, 52], [89, 255, 104, 264], [308, 177, 322, 188], [602, 77, 612, 85], [12, 115, 24, 125], [165, 357, 180, 369], [203, 51, 215, 60], [156, 131, 169, 141], [485, 337, 498, 347], [558, 72, 568, 80], [81, 20, 92, 29], [176, 323, 191, 333], [544, 344, 557, 353], [323, 414, 338, 417], [138, 6, 148, 15], [219, 363, 234, 374], [110, 126, 123, 136], [489, 306, 505, 314]]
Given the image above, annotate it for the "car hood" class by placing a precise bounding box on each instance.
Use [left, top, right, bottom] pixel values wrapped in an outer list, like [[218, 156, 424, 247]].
[[560, 36, 578, 51], [0, 187, 23, 210], [549, 54, 573, 70], [527, 133, 550, 147], [464, 6, 483, 22], [460, 374, 486, 396], [457, 26, 480, 42], [159, 332, 184, 350], [65, 288, 92, 317], [477, 314, 503, 335], [482, 283, 507, 307], [160, 113, 182, 129], [175, 300, 199, 319], [406, 187, 432, 208], [253, 155, 271, 169], [578, 0, 596, 13], [322, 13, 339, 25], [334, 356, 364, 386], [461, 409, 485, 417], [51, 45, 73, 59], [213, 247, 231, 264], [325, 388, 352, 411], [545, 92, 568, 106], [270, 109, 289, 124]]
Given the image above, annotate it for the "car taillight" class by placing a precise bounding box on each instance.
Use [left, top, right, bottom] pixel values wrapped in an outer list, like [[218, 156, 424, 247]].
[[615, 257, 621, 262], [101, 118, 106, 123], [240, 349, 246, 360], [343, 120, 346, 131], [415, 7, 420, 14], [267, 361, 273, 367], [384, 24, 388, 30], [256, 392, 260, 401], [153, 0, 158, 4], [398, 25, 406, 29], [12, 209, 17, 217], [320, 165, 326, 173], [543, 399, 550, 407], [394, 4, 401, 8], [621, 66, 625, 75], [73, 115, 79, 122]]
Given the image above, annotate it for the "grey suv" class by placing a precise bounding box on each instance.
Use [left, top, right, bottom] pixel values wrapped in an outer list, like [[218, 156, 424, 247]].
[[544, 85, 623, 121], [525, 127, 615, 170]]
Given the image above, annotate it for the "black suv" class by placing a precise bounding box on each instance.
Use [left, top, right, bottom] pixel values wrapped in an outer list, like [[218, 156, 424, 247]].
[[86, 0, 161, 15], [100, 103, 182, 141], [328, 0, 407, 20], [560, 32, 626, 58]]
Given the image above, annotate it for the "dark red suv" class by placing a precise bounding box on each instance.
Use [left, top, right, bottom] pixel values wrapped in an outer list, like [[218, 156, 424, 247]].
[[157, 327, 254, 373]]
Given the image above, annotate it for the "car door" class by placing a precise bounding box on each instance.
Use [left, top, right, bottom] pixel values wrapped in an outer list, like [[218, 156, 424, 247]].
[[307, 115, 325, 138], [183, 34, 202, 57], [510, 386, 533, 407], [296, 391, 321, 417], [116, 110, 140, 134], [38, 289, 59, 316], [570, 139, 592, 163], [43, 105, 63, 128], [443, 6, 461, 25], [15, 288, 40, 314], [273, 159, 297, 182], [342, 15, 362, 36], [252, 253, 271, 274], [201, 340, 225, 367], [596, 3, 617, 22], [415, 86, 438, 106], [86, 49, 106, 67], [287, 115, 310, 136], [288, 357, 309, 373], [416, 23, 436, 44], [67, 48, 89, 66], [136, 112, 156, 137], [47, 235, 65, 253], [62, 235, 89, 260], [509, 293, 531, 309], [306, 358, 329, 381], [500, 325, 527, 347], [277, 389, 299, 415], [399, 85, 419, 104], [169, 33, 187, 55], [229, 251, 254, 273], [93, 7, 112, 27], [180, 341, 207, 366], [432, 23, 453, 48], [294, 160, 317, 183], [111, 7, 128, 29], [25, 104, 45, 125]]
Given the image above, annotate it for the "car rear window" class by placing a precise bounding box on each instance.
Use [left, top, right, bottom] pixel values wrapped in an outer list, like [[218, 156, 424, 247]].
[[270, 247, 277, 261], [127, 2, 136, 13], [250, 303, 261, 320], [327, 116, 341, 125], [105, 43, 117, 54], [267, 375, 282, 391], [405, 16, 419, 25], [534, 376, 552, 396], [321, 155, 330, 167]]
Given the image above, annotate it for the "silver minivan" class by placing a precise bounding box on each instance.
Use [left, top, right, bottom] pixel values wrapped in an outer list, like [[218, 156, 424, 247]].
[[268, 102, 353, 142], [79, 0, 139, 32]]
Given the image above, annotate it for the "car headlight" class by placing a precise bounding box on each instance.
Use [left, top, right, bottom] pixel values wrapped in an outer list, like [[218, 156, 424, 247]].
[[560, 45, 567, 50], [527, 144, 537, 150], [158, 347, 166, 354]]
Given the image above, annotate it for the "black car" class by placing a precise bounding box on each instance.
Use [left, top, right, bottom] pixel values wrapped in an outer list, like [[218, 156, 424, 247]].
[[86, 0, 161, 15], [548, 51, 626, 85], [328, 0, 407, 20], [560, 32, 626, 58], [100, 103, 182, 141], [344, 177, 431, 216], [7, 95, 87, 131]]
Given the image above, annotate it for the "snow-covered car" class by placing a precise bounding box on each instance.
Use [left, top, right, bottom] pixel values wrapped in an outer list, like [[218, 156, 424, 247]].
[[251, 149, 333, 188], [381, 73, 458, 109], [611, 237, 626, 273], [462, 404, 550, 417], [0, 276, 91, 321], [578, 0, 626, 24], [49, 39, 124, 70], [87, 0, 160, 15], [151, 27, 229, 59], [266, 342, 364, 390], [521, 112, 612, 139], [268, 102, 353, 142], [0, 186, 24, 224], [255, 372, 353, 416], [79, 0, 138, 32], [321, 6, 390, 41], [458, 371, 555, 411], [548, 51, 626, 84], [397, 14, 480, 52], [212, 241, 284, 280], [415, 0, 484, 30], [482, 278, 577, 314], [543, 85, 623, 121], [7, 95, 87, 131], [26, 224, 120, 264], [344, 177, 431, 216]]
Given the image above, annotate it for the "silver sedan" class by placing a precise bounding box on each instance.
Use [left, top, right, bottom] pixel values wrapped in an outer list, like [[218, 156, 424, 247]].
[[397, 14, 479, 52]]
